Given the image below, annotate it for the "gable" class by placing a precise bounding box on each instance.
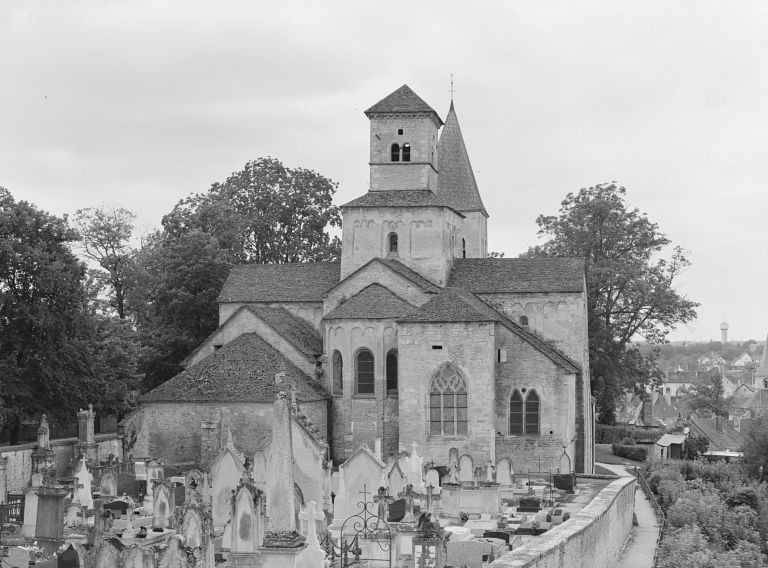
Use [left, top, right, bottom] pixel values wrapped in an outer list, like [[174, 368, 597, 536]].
[[324, 258, 437, 316], [324, 284, 416, 320]]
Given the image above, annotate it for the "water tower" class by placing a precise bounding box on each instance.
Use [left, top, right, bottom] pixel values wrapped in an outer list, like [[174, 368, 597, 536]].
[[720, 321, 729, 343]]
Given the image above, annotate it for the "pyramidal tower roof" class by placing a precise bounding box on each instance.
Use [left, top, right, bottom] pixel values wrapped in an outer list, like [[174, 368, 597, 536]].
[[365, 84, 444, 125], [437, 101, 487, 216], [756, 333, 768, 380]]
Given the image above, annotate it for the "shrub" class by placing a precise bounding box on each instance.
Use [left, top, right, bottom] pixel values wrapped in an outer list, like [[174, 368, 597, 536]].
[[620, 437, 637, 446], [596, 424, 661, 444], [612, 443, 647, 461]]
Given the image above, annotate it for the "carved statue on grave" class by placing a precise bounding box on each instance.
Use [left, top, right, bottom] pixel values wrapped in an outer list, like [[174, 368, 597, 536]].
[[486, 458, 496, 483], [450, 461, 459, 484]]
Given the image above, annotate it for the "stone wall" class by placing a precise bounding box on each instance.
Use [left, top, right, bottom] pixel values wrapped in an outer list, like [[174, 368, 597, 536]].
[[1, 434, 122, 494], [490, 476, 636, 568], [125, 400, 328, 467]]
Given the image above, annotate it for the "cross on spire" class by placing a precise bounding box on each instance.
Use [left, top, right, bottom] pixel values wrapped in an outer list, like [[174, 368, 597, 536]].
[[449, 74, 456, 101]]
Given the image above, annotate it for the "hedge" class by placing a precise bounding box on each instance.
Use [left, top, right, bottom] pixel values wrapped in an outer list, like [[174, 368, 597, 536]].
[[612, 443, 648, 462], [596, 424, 661, 444]]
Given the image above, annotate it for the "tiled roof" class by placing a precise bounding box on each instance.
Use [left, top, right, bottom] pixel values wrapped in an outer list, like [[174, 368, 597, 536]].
[[342, 190, 461, 215], [690, 418, 745, 452], [247, 306, 323, 356], [217, 262, 340, 303], [448, 258, 586, 293], [377, 258, 442, 293], [399, 288, 580, 373], [747, 388, 768, 409], [436, 102, 487, 215], [324, 284, 415, 320], [141, 333, 330, 403], [364, 85, 443, 126]]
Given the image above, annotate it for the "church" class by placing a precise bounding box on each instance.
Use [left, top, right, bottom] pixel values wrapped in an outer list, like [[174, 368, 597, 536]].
[[126, 84, 595, 483]]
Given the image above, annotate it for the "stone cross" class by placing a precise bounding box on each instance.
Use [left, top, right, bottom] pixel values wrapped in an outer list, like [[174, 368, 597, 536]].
[[299, 500, 325, 546], [373, 486, 393, 529]]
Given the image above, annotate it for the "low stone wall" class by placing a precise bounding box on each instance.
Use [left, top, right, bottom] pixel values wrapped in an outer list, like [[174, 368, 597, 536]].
[[1, 434, 122, 493], [490, 476, 636, 568]]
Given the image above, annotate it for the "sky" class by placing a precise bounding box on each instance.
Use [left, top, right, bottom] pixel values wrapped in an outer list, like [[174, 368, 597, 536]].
[[1, 0, 766, 343]]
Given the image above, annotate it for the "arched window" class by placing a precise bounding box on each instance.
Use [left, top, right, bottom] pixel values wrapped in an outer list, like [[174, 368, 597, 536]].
[[429, 365, 467, 436], [402, 143, 411, 162], [355, 350, 374, 395], [388, 232, 398, 253], [462, 238, 466, 258], [509, 389, 540, 436], [386, 350, 398, 396], [332, 350, 343, 395], [390, 143, 400, 162], [519, 315, 529, 327], [525, 390, 540, 435]]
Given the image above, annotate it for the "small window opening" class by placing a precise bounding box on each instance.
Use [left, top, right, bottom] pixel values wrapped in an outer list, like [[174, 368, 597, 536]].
[[213, 344, 222, 351], [390, 143, 400, 162], [462, 238, 466, 258], [386, 350, 398, 396], [497, 349, 507, 363], [388, 232, 398, 253], [397, 128, 404, 135], [402, 143, 411, 162], [432, 345, 443, 350], [519, 315, 529, 327]]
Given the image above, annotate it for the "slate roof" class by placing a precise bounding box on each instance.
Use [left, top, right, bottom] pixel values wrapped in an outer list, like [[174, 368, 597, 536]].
[[342, 190, 461, 215], [217, 262, 340, 303], [448, 258, 586, 294], [690, 418, 745, 452], [377, 258, 442, 293], [747, 388, 768, 409], [364, 84, 444, 126], [247, 305, 323, 356], [436, 102, 487, 215], [399, 288, 581, 373], [142, 333, 331, 403], [324, 284, 416, 320]]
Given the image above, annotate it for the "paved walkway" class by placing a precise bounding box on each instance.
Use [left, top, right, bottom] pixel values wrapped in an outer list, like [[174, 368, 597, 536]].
[[596, 462, 660, 568]]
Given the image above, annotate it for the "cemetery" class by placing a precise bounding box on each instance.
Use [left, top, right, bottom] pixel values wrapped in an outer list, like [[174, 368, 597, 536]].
[[0, 390, 632, 568]]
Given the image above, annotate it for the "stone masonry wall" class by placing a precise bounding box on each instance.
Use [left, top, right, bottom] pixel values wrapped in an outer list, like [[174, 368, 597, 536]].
[[1, 434, 121, 494], [397, 321, 496, 467], [125, 400, 327, 467], [490, 476, 636, 568]]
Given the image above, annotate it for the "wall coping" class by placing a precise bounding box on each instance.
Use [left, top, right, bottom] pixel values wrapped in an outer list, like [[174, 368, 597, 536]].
[[490, 476, 636, 567], [0, 433, 119, 453]]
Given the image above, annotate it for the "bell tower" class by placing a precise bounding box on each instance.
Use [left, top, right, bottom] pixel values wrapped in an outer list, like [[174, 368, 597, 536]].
[[364, 85, 443, 192]]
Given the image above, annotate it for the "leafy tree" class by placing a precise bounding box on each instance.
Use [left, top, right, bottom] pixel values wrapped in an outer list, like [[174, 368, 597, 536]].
[[685, 373, 729, 418], [0, 189, 133, 443], [742, 415, 768, 481], [73, 206, 136, 319], [683, 433, 710, 459], [523, 183, 698, 422], [162, 157, 341, 264]]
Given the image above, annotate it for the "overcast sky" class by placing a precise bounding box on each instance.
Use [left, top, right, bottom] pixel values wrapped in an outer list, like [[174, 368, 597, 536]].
[[2, 0, 766, 343]]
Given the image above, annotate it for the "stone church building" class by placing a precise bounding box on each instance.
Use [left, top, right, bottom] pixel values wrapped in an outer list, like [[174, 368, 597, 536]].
[[127, 85, 594, 476]]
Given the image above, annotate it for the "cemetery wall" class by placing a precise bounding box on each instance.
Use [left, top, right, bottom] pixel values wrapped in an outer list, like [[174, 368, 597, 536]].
[[490, 476, 636, 568], [1, 434, 121, 493], [127, 401, 327, 466]]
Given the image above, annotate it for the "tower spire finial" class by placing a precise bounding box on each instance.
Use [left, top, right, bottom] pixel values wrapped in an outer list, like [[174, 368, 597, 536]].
[[449, 74, 455, 102]]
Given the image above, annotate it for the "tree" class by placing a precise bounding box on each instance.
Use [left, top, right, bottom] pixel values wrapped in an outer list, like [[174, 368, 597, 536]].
[[162, 157, 341, 264], [742, 415, 768, 481], [73, 206, 136, 319], [685, 373, 729, 418], [524, 183, 698, 422]]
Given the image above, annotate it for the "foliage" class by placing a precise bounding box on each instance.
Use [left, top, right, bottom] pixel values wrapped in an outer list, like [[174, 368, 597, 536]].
[[611, 443, 647, 461], [162, 156, 341, 264], [0, 189, 133, 442], [683, 434, 710, 460], [595, 424, 661, 443], [742, 415, 768, 481], [73, 206, 136, 319], [523, 183, 698, 422], [685, 373, 729, 418]]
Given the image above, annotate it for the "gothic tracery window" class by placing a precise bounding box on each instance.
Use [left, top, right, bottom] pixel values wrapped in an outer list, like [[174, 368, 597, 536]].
[[429, 365, 467, 436]]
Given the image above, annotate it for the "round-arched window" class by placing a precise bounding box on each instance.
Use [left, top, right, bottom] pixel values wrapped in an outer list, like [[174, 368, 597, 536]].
[[355, 350, 374, 395]]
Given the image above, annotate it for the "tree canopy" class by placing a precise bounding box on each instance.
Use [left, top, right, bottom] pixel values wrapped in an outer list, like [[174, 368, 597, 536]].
[[524, 183, 698, 422]]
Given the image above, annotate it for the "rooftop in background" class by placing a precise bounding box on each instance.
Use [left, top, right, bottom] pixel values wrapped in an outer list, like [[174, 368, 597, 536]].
[[448, 258, 586, 294]]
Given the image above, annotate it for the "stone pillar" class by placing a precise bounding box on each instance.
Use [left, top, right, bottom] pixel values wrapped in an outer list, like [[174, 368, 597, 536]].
[[77, 404, 98, 464], [0, 456, 7, 504], [261, 391, 305, 553]]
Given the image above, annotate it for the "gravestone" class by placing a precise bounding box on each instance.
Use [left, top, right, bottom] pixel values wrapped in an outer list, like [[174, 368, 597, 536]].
[[298, 500, 326, 567], [517, 497, 541, 513], [57, 544, 80, 568], [447, 539, 496, 568], [496, 459, 512, 486], [152, 480, 175, 529], [459, 455, 474, 483], [208, 446, 245, 532], [425, 468, 440, 490], [388, 462, 406, 497], [158, 535, 187, 568], [99, 473, 117, 500], [175, 480, 214, 568], [72, 456, 94, 511], [405, 442, 426, 493], [338, 446, 385, 528]]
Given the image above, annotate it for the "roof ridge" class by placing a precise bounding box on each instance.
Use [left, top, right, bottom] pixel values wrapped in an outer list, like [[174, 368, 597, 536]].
[[245, 304, 323, 356], [364, 85, 443, 126]]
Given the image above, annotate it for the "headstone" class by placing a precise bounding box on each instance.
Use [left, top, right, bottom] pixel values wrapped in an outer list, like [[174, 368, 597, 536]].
[[175, 480, 214, 568], [388, 462, 406, 497], [72, 456, 94, 511], [447, 539, 496, 568], [459, 455, 474, 483], [338, 446, 385, 529], [517, 497, 541, 513], [152, 480, 175, 529], [208, 446, 245, 532], [496, 459, 512, 486], [403, 483, 416, 524], [104, 500, 129, 518], [57, 544, 80, 568], [158, 535, 187, 568], [99, 473, 117, 500], [388, 498, 405, 522], [332, 466, 347, 526], [262, 391, 305, 549], [228, 471, 265, 565], [425, 468, 440, 490], [406, 442, 426, 493]]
